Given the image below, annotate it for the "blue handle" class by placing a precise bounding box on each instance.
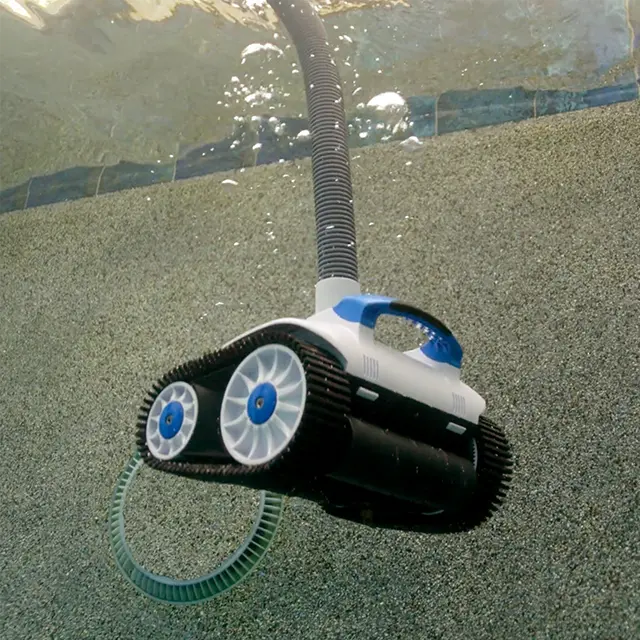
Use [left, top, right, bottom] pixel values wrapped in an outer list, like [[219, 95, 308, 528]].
[[332, 294, 463, 368]]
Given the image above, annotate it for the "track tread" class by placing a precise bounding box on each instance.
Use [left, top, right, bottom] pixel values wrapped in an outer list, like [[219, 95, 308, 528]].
[[136, 328, 351, 479]]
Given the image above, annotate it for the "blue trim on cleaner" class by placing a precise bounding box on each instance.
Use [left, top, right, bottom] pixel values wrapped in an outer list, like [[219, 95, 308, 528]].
[[333, 294, 396, 328], [159, 401, 185, 439], [419, 336, 463, 369], [334, 294, 463, 368], [248, 382, 278, 425]]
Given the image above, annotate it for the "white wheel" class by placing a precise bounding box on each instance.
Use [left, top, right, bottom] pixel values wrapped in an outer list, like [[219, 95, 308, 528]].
[[220, 344, 307, 466], [146, 381, 199, 460]]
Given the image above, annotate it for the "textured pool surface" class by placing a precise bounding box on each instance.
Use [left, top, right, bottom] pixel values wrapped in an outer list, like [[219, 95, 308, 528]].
[[1, 2, 640, 638], [1, 99, 638, 639]]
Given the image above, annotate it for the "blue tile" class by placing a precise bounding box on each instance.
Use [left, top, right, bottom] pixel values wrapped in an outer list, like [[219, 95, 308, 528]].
[[406, 95, 437, 138], [26, 166, 103, 208], [535, 89, 584, 116], [175, 133, 256, 181], [584, 82, 639, 107], [0, 181, 30, 214], [535, 82, 639, 117], [256, 116, 313, 165], [593, 82, 636, 112], [98, 161, 174, 195], [437, 87, 536, 135]]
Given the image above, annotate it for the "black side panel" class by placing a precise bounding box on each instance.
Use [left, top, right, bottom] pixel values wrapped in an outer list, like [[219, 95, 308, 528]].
[[348, 376, 478, 460]]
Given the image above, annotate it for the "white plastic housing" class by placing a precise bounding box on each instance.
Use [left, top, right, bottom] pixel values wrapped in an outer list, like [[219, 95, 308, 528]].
[[223, 308, 486, 426]]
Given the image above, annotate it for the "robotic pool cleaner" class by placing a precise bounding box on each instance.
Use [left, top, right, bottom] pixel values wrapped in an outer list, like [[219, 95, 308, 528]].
[[110, 0, 513, 605]]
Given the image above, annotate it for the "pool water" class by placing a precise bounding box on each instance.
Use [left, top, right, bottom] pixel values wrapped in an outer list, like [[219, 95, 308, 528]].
[[0, 0, 638, 191]]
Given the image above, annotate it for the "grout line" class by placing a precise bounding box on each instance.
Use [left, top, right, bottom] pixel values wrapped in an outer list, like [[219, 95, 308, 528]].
[[171, 142, 179, 181], [24, 178, 32, 209], [95, 165, 107, 196], [625, 0, 639, 83]]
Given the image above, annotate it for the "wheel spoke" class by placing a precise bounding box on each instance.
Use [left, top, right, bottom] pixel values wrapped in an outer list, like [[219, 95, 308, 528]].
[[276, 400, 301, 414], [224, 413, 246, 428], [278, 379, 303, 398], [265, 348, 280, 381], [248, 426, 271, 461], [184, 403, 197, 418], [274, 355, 295, 386], [264, 426, 274, 456], [150, 402, 164, 419], [255, 352, 268, 384], [270, 412, 292, 439], [220, 343, 306, 466], [268, 416, 288, 449], [232, 423, 253, 450], [237, 371, 255, 393]]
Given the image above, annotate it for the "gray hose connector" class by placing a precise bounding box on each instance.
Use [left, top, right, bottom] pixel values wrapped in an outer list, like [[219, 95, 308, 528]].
[[267, 0, 358, 282]]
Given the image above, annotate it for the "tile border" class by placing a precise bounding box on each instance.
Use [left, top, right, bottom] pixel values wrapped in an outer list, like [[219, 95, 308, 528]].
[[1, 80, 638, 215]]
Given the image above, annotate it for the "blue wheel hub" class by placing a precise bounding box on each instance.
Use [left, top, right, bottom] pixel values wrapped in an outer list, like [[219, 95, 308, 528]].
[[247, 383, 278, 425], [159, 401, 185, 439]]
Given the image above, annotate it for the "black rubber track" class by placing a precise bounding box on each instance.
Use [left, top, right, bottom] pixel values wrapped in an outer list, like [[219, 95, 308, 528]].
[[423, 415, 514, 533], [322, 415, 514, 534], [136, 328, 352, 482]]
